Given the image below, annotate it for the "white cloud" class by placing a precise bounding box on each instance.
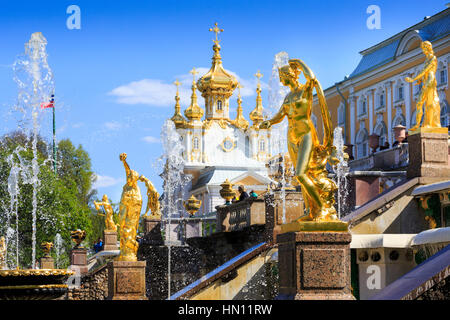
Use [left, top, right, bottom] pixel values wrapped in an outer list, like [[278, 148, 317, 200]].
[[108, 67, 268, 108], [103, 121, 122, 131], [92, 174, 121, 189], [72, 122, 84, 128], [142, 136, 160, 144]]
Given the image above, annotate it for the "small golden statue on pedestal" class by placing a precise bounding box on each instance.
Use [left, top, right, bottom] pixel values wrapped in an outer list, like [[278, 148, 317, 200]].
[[260, 58, 347, 232], [94, 194, 118, 232], [70, 230, 86, 247], [405, 41, 445, 133], [139, 175, 162, 219], [41, 242, 53, 258]]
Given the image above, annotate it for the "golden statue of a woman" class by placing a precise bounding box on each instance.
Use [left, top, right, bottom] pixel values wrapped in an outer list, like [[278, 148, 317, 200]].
[[94, 194, 118, 232], [260, 59, 347, 231], [139, 175, 161, 218], [405, 41, 443, 132], [117, 153, 143, 261]]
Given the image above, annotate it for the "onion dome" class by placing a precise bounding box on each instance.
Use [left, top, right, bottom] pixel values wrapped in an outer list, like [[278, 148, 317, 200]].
[[197, 23, 238, 101], [184, 68, 204, 121], [249, 70, 264, 128], [170, 79, 187, 128], [232, 83, 249, 130]]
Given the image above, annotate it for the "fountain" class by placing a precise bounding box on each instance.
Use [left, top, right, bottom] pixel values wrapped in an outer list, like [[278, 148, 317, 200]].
[[332, 127, 350, 219], [0, 32, 74, 300]]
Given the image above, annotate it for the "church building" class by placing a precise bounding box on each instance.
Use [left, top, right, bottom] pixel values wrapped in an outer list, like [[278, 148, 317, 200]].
[[169, 23, 275, 216]]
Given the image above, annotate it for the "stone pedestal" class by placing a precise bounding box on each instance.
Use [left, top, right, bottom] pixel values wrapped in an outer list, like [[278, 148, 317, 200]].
[[103, 230, 118, 251], [107, 260, 147, 300], [277, 231, 354, 300], [39, 256, 54, 269], [407, 130, 450, 179], [70, 247, 88, 275], [143, 217, 164, 246], [185, 218, 202, 239]]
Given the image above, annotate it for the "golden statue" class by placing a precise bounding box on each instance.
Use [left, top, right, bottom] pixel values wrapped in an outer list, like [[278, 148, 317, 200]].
[[41, 242, 53, 258], [139, 175, 162, 219], [70, 230, 86, 247], [405, 41, 444, 133], [0, 236, 6, 270], [117, 153, 143, 261], [94, 194, 118, 232], [260, 59, 347, 232]]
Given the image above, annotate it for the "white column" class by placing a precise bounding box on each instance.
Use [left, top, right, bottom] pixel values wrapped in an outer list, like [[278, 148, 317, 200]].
[[404, 73, 412, 128], [350, 95, 356, 145], [369, 89, 374, 134], [385, 81, 393, 146]]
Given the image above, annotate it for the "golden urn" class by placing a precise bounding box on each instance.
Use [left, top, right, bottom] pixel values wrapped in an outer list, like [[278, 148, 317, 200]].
[[70, 230, 86, 248], [41, 242, 53, 258], [220, 179, 236, 205], [183, 195, 202, 216]]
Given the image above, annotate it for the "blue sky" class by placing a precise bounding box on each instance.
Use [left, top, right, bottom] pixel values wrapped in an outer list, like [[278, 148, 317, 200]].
[[0, 0, 447, 205]]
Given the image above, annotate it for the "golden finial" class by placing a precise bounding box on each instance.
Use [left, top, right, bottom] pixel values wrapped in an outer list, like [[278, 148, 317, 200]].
[[174, 79, 181, 95], [255, 70, 263, 88], [237, 82, 242, 98], [209, 22, 223, 44], [190, 67, 199, 83]]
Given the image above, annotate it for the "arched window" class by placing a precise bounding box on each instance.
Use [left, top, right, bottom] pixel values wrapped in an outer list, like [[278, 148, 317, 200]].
[[392, 114, 406, 127], [193, 137, 199, 150], [217, 100, 223, 111], [374, 122, 387, 148], [356, 129, 369, 159], [337, 103, 345, 127], [358, 96, 367, 116], [245, 136, 250, 157], [398, 85, 404, 101], [438, 63, 447, 86], [441, 101, 449, 127], [259, 139, 265, 152]]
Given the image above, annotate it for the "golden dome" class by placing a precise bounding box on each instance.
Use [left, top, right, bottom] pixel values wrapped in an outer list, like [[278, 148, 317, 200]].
[[249, 70, 264, 128], [170, 79, 187, 128], [232, 83, 249, 130], [197, 23, 238, 99], [185, 68, 204, 121]]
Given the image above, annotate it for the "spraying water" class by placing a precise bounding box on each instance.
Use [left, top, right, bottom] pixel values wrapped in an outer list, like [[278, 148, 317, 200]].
[[54, 233, 63, 268], [267, 52, 290, 223], [12, 32, 54, 268], [159, 120, 191, 299], [332, 127, 349, 219]]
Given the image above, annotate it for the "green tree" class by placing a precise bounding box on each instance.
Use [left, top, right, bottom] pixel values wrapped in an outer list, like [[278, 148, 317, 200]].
[[0, 132, 96, 268]]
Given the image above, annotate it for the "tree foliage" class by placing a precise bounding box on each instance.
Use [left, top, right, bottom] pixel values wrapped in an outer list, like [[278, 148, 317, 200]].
[[0, 132, 97, 268]]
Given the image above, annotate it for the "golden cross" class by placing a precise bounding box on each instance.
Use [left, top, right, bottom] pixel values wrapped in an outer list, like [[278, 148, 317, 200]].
[[173, 79, 181, 95], [255, 70, 263, 88], [237, 83, 242, 97], [209, 22, 223, 43], [190, 67, 199, 82]]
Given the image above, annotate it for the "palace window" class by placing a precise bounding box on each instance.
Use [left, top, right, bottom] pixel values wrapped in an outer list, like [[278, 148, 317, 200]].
[[245, 136, 250, 157], [379, 91, 385, 108], [337, 103, 345, 127], [217, 100, 223, 111], [441, 101, 449, 127], [259, 139, 265, 152], [193, 137, 199, 150], [374, 122, 387, 149], [398, 86, 404, 100], [358, 97, 367, 116], [440, 67, 447, 85], [356, 129, 369, 159]]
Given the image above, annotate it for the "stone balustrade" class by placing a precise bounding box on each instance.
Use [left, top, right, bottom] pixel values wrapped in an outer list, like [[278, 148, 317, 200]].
[[349, 143, 408, 171], [216, 198, 266, 233]]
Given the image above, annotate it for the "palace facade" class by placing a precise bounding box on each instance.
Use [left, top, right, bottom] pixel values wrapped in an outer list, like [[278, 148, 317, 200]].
[[314, 8, 449, 160]]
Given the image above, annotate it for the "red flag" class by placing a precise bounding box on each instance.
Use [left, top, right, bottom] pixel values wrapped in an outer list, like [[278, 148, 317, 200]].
[[41, 95, 55, 109]]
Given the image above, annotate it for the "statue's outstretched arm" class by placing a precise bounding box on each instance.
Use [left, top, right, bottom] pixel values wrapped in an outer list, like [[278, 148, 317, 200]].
[[407, 56, 436, 83], [289, 59, 315, 80], [119, 153, 131, 177]]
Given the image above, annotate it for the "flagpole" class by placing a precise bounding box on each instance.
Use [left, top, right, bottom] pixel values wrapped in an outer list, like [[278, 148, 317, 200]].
[[52, 93, 56, 174]]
